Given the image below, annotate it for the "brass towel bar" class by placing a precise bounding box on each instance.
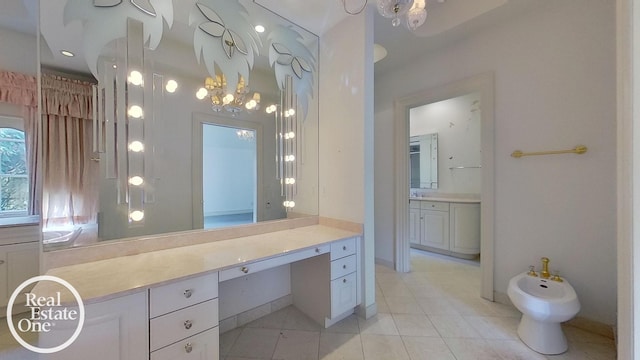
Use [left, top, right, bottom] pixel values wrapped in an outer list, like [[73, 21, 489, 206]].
[[511, 145, 587, 158]]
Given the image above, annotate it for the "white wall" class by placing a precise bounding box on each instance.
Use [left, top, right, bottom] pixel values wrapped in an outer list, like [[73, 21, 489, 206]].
[[410, 93, 482, 194], [320, 8, 376, 315], [0, 27, 37, 76], [375, 0, 616, 325]]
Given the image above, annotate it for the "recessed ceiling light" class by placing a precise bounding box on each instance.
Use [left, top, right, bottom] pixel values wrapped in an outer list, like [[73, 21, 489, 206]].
[[60, 50, 75, 57], [255, 25, 265, 33]]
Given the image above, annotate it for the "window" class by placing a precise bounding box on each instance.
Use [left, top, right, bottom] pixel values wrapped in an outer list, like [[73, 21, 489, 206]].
[[0, 126, 28, 216]]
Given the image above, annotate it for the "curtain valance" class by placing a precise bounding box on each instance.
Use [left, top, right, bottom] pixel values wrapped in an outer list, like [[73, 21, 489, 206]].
[[0, 70, 37, 107], [41, 74, 94, 119]]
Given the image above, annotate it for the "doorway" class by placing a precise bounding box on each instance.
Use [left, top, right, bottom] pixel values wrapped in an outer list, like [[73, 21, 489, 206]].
[[393, 73, 495, 300], [191, 113, 263, 230]]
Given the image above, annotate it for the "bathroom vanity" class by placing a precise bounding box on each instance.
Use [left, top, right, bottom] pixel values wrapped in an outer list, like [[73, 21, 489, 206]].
[[409, 195, 480, 259], [0, 223, 39, 309], [33, 225, 361, 360]]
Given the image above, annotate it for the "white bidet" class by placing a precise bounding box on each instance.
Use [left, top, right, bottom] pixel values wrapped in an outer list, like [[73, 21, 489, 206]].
[[507, 272, 580, 355]]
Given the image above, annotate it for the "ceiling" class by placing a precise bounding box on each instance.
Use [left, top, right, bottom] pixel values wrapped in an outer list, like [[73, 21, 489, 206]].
[[2, 0, 547, 77]]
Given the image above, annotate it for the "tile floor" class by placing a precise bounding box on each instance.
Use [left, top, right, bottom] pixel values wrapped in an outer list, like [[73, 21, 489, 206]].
[[0, 250, 618, 359], [220, 250, 617, 360]]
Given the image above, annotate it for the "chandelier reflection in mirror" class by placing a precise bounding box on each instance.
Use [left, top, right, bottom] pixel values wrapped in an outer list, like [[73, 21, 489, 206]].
[[267, 76, 298, 210], [195, 73, 261, 113]]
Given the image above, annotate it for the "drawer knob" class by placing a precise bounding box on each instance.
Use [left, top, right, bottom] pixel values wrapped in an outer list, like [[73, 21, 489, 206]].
[[342, 246, 347, 251], [315, 248, 320, 253], [343, 278, 347, 283], [185, 342, 193, 353], [183, 289, 192, 299], [343, 264, 347, 269], [241, 266, 249, 274], [0, 260, 4, 265], [184, 320, 193, 330]]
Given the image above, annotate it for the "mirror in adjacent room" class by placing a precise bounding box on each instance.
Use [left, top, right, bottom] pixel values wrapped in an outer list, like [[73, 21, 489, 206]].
[[36, 0, 319, 250], [409, 133, 438, 189], [409, 92, 482, 194]]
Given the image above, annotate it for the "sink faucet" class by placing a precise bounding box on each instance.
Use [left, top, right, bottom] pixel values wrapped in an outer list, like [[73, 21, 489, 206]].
[[540, 257, 550, 279]]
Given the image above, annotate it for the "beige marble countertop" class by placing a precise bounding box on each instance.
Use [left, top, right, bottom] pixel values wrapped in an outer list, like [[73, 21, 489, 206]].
[[32, 225, 360, 304], [409, 193, 481, 203]]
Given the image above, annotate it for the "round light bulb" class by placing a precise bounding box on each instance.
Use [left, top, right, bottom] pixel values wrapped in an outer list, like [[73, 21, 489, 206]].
[[223, 93, 234, 105], [289, 201, 295, 208], [129, 210, 144, 222], [245, 99, 257, 109], [165, 80, 178, 93], [128, 105, 143, 119], [128, 141, 144, 152], [287, 108, 296, 117], [196, 88, 208, 100], [266, 104, 277, 114], [288, 132, 295, 139], [128, 176, 144, 186], [128, 70, 143, 86]]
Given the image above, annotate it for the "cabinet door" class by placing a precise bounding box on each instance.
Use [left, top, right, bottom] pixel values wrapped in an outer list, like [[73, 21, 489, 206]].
[[421, 210, 449, 250], [0, 242, 39, 308], [450, 203, 481, 255], [39, 291, 149, 360], [330, 272, 357, 319], [151, 327, 219, 360], [409, 208, 422, 245]]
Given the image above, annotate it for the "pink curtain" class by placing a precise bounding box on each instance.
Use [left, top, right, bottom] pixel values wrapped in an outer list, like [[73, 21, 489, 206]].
[[0, 71, 39, 215], [41, 75, 98, 227]]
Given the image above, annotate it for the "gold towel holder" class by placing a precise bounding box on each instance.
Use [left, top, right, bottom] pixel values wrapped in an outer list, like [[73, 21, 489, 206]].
[[511, 145, 587, 158]]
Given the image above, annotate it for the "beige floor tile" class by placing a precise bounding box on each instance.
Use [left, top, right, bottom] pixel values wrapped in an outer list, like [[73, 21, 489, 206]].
[[464, 315, 519, 340], [375, 297, 391, 314], [408, 284, 447, 298], [563, 325, 615, 345], [486, 339, 547, 360], [245, 307, 289, 330], [449, 296, 496, 316], [384, 296, 423, 314], [227, 327, 281, 359], [428, 314, 481, 338], [219, 328, 242, 357], [272, 329, 320, 360], [322, 314, 360, 334], [392, 314, 439, 337], [361, 334, 410, 360], [578, 341, 617, 360], [415, 297, 459, 316], [358, 313, 399, 336], [443, 338, 502, 360], [401, 336, 456, 360], [319, 332, 364, 360], [377, 280, 413, 298], [283, 307, 322, 332]]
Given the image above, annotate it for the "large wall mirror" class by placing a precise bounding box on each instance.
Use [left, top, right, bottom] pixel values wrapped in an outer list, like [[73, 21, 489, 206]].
[[34, 0, 319, 250]]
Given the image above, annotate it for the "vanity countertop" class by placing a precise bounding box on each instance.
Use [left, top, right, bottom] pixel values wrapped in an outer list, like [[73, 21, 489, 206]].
[[409, 194, 481, 203], [32, 225, 360, 304]]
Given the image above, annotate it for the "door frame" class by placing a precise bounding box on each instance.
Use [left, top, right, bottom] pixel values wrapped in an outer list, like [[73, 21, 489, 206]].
[[393, 73, 495, 301], [191, 112, 263, 229]]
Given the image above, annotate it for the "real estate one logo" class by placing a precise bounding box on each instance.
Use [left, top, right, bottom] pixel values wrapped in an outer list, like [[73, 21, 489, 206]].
[[6, 275, 85, 354]]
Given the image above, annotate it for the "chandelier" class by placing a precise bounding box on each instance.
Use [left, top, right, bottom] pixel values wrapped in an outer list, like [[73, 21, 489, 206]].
[[196, 73, 261, 113], [236, 129, 255, 141], [342, 0, 434, 30]]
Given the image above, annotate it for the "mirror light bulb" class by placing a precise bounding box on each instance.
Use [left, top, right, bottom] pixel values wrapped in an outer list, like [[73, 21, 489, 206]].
[[128, 176, 144, 186], [223, 93, 234, 105], [196, 88, 208, 100], [287, 108, 295, 117], [128, 141, 144, 152], [285, 178, 296, 185], [165, 80, 178, 93], [128, 70, 143, 86], [129, 210, 144, 222], [245, 99, 257, 109], [128, 105, 143, 119], [265, 104, 277, 114]]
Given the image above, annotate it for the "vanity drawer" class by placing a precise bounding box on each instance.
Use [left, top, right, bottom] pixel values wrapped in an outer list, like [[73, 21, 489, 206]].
[[150, 272, 218, 318], [151, 326, 219, 360], [420, 201, 449, 211], [219, 244, 330, 282], [330, 238, 356, 261], [330, 254, 356, 280], [409, 200, 421, 209], [150, 298, 218, 351]]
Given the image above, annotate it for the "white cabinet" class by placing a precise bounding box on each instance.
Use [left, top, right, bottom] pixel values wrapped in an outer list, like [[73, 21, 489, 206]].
[[0, 241, 39, 308], [39, 291, 149, 360], [291, 237, 360, 328], [149, 272, 219, 360], [450, 203, 481, 256], [409, 199, 480, 259]]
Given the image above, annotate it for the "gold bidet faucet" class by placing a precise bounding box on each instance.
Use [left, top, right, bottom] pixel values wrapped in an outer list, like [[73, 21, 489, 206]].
[[540, 257, 550, 279]]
